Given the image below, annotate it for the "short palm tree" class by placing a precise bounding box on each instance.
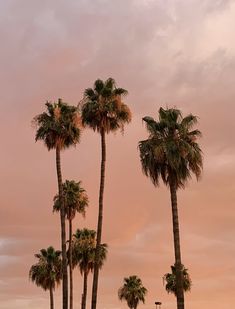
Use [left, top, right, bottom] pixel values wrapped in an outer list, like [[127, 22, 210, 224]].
[[118, 275, 147, 309], [138, 107, 203, 309], [163, 264, 192, 296], [80, 78, 131, 309], [53, 180, 88, 309], [72, 228, 107, 309], [29, 246, 62, 309], [34, 99, 81, 309]]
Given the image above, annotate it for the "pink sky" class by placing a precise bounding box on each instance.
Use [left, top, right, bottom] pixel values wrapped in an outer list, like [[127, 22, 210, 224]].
[[1, 0, 235, 308]]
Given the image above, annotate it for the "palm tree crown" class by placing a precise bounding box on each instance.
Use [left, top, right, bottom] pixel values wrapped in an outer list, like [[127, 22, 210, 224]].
[[118, 275, 147, 309], [139, 107, 203, 189], [53, 180, 88, 220], [29, 246, 62, 291], [34, 99, 81, 150], [80, 78, 131, 133], [163, 264, 192, 296], [72, 228, 107, 273]]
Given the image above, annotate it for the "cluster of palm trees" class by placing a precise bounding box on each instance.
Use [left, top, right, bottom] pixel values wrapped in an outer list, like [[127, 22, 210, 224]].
[[29, 77, 203, 309], [30, 78, 131, 309]]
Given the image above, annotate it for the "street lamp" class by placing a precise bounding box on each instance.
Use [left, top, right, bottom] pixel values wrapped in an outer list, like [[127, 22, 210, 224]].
[[155, 301, 162, 309]]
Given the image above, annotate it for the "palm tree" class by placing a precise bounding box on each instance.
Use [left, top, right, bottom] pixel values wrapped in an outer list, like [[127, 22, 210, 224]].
[[29, 246, 62, 309], [80, 78, 131, 309], [33, 99, 81, 309], [53, 180, 88, 309], [138, 107, 203, 309], [118, 275, 147, 309], [72, 228, 108, 309], [163, 264, 192, 296]]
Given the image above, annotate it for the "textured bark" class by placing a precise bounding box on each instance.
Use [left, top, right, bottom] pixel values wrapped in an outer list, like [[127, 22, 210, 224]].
[[69, 218, 73, 309], [91, 128, 106, 309], [81, 270, 88, 309], [169, 180, 184, 309], [49, 286, 54, 309], [56, 147, 68, 309]]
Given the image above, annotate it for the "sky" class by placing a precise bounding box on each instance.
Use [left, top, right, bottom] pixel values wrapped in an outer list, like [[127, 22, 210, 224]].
[[1, 0, 235, 308]]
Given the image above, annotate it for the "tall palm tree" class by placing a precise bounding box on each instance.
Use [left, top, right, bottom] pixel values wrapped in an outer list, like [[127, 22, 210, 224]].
[[80, 78, 131, 309], [163, 264, 192, 296], [118, 275, 147, 309], [138, 107, 203, 309], [72, 228, 108, 309], [29, 246, 62, 309], [53, 180, 88, 309], [34, 99, 81, 309]]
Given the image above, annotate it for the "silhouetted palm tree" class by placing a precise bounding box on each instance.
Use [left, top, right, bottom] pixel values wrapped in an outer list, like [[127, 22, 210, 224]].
[[138, 107, 203, 309], [29, 246, 62, 309], [163, 264, 192, 296], [118, 275, 147, 309], [53, 180, 88, 309], [72, 228, 107, 309], [80, 78, 131, 309], [34, 99, 81, 309]]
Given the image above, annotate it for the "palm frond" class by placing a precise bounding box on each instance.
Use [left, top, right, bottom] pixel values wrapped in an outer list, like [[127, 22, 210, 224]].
[[53, 180, 88, 220], [163, 264, 192, 296], [34, 99, 81, 151], [81, 78, 131, 134], [139, 107, 203, 189], [72, 228, 107, 275], [29, 246, 62, 292], [118, 275, 147, 308]]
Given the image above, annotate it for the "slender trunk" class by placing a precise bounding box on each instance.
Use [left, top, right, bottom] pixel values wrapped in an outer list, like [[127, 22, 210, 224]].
[[69, 218, 73, 309], [81, 270, 88, 309], [56, 146, 68, 309], [169, 180, 184, 309], [49, 286, 54, 309], [91, 128, 106, 309]]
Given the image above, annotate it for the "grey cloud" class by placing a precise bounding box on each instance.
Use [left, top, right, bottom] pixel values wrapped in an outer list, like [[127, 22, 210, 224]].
[[203, 0, 234, 13]]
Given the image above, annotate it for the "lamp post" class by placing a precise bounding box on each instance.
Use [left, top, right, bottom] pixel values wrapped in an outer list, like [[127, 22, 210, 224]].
[[155, 301, 162, 309]]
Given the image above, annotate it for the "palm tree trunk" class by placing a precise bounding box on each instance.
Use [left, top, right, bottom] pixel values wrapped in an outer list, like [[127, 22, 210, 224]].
[[49, 286, 54, 309], [169, 180, 184, 309], [56, 146, 68, 309], [81, 270, 88, 309], [69, 218, 73, 309], [91, 128, 106, 309]]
